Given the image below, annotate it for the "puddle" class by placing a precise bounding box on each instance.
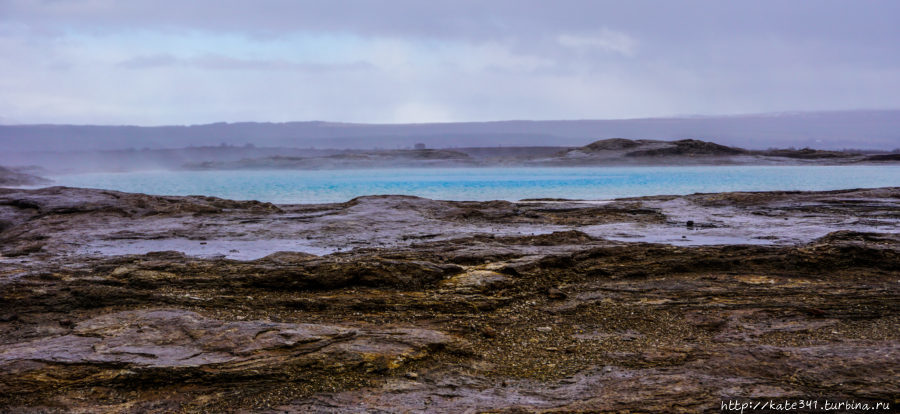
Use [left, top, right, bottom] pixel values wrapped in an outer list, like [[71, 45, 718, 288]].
[[581, 218, 900, 246], [602, 233, 776, 246]]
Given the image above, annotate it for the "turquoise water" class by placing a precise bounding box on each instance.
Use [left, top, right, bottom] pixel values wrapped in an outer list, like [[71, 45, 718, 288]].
[[48, 166, 900, 204]]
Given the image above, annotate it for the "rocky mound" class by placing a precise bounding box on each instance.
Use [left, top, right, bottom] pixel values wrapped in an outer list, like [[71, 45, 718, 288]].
[[562, 138, 750, 161], [624, 139, 748, 157], [583, 138, 643, 151]]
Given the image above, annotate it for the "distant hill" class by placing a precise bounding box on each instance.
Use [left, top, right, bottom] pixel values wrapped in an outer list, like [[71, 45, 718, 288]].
[[0, 137, 895, 174], [175, 138, 893, 171], [2, 110, 899, 152], [548, 138, 885, 164]]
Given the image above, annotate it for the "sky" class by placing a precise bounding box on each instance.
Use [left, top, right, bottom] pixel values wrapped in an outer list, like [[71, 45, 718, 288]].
[[1, 0, 899, 125]]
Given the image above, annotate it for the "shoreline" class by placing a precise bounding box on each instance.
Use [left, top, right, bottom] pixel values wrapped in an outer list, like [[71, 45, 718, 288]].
[[22, 164, 900, 206]]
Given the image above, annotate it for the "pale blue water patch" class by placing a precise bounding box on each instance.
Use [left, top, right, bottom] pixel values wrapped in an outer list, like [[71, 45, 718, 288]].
[[47, 166, 900, 204]]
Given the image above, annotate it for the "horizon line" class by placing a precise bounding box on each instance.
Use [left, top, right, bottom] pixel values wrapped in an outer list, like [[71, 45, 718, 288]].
[[3, 108, 899, 128]]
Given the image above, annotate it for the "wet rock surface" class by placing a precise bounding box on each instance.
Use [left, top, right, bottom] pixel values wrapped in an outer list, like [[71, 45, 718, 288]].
[[0, 186, 898, 412]]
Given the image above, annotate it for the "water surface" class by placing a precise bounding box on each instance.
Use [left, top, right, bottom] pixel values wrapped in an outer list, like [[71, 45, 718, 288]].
[[48, 166, 900, 204]]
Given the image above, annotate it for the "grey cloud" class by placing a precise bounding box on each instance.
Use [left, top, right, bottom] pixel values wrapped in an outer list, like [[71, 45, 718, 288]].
[[117, 53, 373, 72], [44, 3, 900, 32], [7, 1, 899, 67], [189, 55, 373, 72], [4, 1, 897, 44], [117, 53, 179, 69], [1, 0, 898, 126]]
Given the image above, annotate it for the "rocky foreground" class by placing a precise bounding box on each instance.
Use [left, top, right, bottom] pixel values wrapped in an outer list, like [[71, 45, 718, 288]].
[[0, 186, 898, 412]]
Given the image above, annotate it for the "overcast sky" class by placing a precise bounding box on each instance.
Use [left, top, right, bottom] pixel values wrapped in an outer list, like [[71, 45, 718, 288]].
[[1, 0, 899, 125]]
